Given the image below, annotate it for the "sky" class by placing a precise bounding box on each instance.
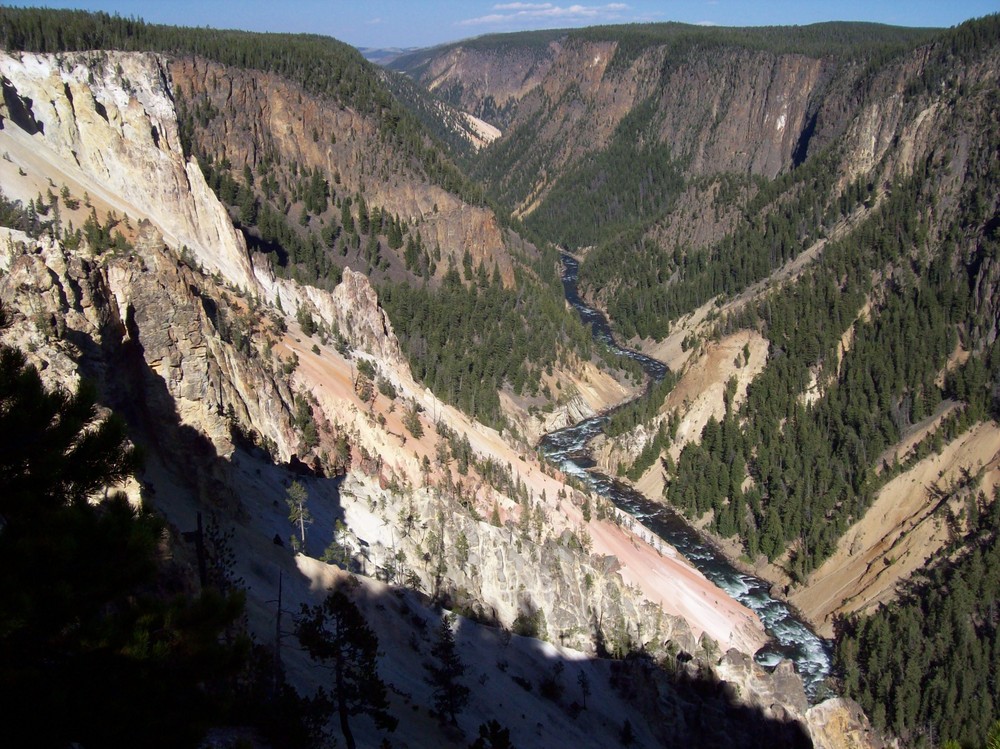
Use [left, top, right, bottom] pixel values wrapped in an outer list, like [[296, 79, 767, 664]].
[[20, 1, 1000, 49]]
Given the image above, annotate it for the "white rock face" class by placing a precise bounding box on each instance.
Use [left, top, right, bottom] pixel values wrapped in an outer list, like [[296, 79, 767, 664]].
[[805, 698, 887, 749], [253, 261, 403, 365], [0, 50, 256, 291], [0, 50, 403, 365]]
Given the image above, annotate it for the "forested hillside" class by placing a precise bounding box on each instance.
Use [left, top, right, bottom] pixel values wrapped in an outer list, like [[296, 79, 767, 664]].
[[834, 489, 1000, 746], [574, 18, 1000, 339]]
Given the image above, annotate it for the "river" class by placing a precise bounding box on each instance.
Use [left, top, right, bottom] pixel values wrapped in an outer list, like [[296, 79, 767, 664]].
[[538, 252, 833, 699]]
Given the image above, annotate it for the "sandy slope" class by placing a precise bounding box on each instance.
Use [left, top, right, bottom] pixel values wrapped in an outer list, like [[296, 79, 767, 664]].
[[463, 112, 501, 149], [664, 330, 768, 461], [792, 420, 1000, 637], [0, 115, 142, 236], [589, 518, 765, 652], [280, 323, 767, 654]]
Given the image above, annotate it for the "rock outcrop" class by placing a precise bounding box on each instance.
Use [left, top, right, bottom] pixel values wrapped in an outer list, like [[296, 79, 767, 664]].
[[0, 50, 257, 291], [717, 650, 810, 720], [0, 223, 301, 465], [394, 37, 563, 128], [716, 652, 885, 749], [805, 698, 887, 749], [335, 471, 696, 655]]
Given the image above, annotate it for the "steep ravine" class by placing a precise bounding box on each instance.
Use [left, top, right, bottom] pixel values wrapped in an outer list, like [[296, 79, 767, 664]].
[[170, 56, 517, 287]]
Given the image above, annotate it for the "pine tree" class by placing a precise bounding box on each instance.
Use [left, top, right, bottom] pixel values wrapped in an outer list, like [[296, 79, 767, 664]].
[[295, 590, 397, 749], [403, 400, 424, 439], [286, 480, 312, 550], [238, 183, 258, 226], [424, 614, 470, 725], [357, 195, 370, 235], [470, 719, 515, 749], [577, 669, 591, 708], [620, 718, 635, 746], [455, 531, 471, 571]]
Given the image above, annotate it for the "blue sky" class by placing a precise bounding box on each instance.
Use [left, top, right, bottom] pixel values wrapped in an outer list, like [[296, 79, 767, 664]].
[[26, 1, 1000, 49]]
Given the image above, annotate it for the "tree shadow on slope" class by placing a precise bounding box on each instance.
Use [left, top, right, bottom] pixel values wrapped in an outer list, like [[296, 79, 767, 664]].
[[64, 281, 347, 531], [0, 308, 338, 748], [603, 650, 813, 749], [57, 300, 350, 745], [318, 577, 816, 749]]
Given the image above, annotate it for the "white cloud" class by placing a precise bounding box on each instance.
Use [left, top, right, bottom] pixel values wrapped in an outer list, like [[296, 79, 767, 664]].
[[494, 3, 554, 9], [458, 3, 630, 27], [366, 17, 383, 25]]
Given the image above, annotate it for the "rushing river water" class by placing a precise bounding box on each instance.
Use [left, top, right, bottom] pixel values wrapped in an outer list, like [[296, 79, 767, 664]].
[[538, 252, 833, 699]]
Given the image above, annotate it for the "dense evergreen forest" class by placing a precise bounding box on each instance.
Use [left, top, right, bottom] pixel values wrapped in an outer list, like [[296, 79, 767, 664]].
[[575, 20, 939, 70], [689, 38, 996, 570], [578, 147, 846, 340], [379, 248, 599, 429], [575, 15, 1000, 341], [658, 18, 1000, 573], [520, 100, 685, 249]]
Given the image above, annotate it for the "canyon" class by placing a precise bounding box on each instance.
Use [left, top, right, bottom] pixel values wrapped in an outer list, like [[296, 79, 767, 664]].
[[2, 10, 999, 748], [395, 23, 1000, 633], [0, 46, 874, 747]]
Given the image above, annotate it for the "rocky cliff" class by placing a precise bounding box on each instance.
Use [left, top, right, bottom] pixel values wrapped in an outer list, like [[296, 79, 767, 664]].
[[391, 33, 564, 128], [0, 50, 257, 290], [170, 56, 515, 286], [398, 35, 836, 212], [0, 222, 300, 464], [394, 25, 952, 230]]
